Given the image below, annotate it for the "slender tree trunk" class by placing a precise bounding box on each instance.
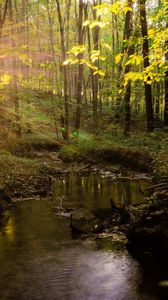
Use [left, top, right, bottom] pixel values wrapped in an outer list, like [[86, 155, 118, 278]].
[[0, 0, 8, 99], [9, 0, 21, 136], [86, 5, 95, 127], [74, 0, 85, 131], [56, 0, 69, 140], [0, 6, 2, 48], [164, 21, 168, 125], [91, 0, 101, 131], [154, 81, 160, 122], [139, 0, 154, 131], [111, 0, 115, 75], [114, 0, 132, 124], [0, 0, 9, 86], [65, 0, 72, 109], [65, 0, 71, 51], [123, 0, 133, 134], [0, 0, 9, 48], [46, 0, 59, 137], [124, 82, 131, 133]]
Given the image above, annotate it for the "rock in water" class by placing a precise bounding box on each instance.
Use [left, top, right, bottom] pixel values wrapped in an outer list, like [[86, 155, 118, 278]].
[[0, 189, 12, 204], [70, 208, 102, 234]]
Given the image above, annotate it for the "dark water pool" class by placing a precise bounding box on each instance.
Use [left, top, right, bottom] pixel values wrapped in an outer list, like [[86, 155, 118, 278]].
[[52, 173, 149, 209], [0, 174, 167, 300]]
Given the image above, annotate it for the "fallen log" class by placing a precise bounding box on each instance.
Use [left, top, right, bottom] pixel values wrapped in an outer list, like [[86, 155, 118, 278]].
[[144, 182, 168, 191]]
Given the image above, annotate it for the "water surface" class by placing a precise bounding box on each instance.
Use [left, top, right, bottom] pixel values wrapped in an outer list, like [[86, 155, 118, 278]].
[[53, 174, 149, 209], [0, 174, 167, 300]]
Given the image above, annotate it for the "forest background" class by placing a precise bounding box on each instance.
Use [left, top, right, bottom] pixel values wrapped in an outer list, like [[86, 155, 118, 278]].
[[0, 0, 168, 180]]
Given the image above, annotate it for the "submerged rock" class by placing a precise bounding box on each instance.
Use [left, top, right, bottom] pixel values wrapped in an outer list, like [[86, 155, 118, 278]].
[[70, 208, 103, 234], [53, 206, 74, 218], [70, 203, 131, 235]]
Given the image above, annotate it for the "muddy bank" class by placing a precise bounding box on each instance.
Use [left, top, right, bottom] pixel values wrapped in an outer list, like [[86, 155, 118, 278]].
[[0, 151, 65, 198], [126, 198, 168, 259], [59, 146, 152, 173]]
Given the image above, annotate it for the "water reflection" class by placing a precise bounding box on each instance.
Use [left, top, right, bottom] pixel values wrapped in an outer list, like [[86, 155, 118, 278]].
[[0, 201, 151, 300], [0, 175, 166, 300], [53, 174, 149, 209]]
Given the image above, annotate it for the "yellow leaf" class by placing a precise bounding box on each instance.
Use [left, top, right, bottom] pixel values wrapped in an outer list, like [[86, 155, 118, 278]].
[[93, 70, 105, 76], [148, 28, 155, 37], [103, 43, 111, 51], [63, 58, 72, 65], [83, 20, 90, 27], [89, 21, 109, 29], [115, 53, 123, 64], [70, 59, 79, 65], [1, 74, 12, 85]]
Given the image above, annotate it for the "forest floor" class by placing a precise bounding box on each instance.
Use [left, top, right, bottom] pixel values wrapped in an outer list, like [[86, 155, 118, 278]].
[[0, 129, 168, 199]]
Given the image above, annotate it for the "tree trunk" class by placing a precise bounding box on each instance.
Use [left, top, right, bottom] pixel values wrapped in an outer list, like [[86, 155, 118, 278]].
[[56, 0, 69, 140], [74, 0, 85, 131], [139, 0, 154, 132], [154, 81, 160, 123], [91, 0, 101, 131], [0, 0, 9, 47], [20, 0, 29, 81], [123, 0, 133, 135], [164, 21, 168, 125], [9, 0, 21, 136]]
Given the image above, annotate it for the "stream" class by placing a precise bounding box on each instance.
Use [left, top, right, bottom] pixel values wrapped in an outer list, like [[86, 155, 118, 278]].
[[0, 173, 167, 300]]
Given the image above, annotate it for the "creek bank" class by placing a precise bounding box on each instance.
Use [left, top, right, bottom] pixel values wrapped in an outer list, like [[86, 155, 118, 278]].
[[67, 194, 168, 264], [0, 150, 72, 199], [126, 198, 168, 261], [59, 146, 152, 173]]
